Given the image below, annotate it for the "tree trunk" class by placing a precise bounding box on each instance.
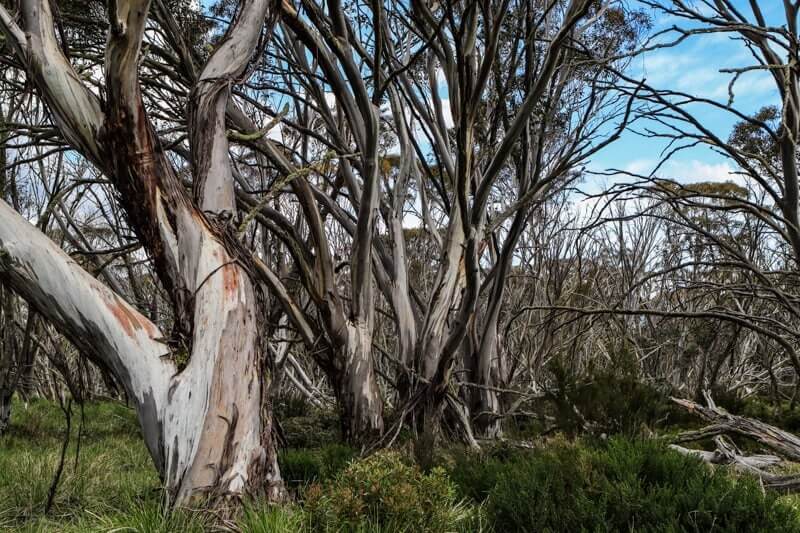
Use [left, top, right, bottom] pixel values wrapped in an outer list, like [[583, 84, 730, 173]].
[[161, 254, 283, 503], [336, 322, 384, 443], [472, 356, 503, 439], [0, 283, 18, 435], [469, 306, 505, 439], [0, 199, 283, 504], [418, 214, 466, 380], [0, 0, 287, 506], [0, 382, 11, 435]]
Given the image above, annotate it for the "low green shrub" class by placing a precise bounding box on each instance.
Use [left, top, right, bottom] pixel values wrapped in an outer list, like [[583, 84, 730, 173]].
[[304, 450, 481, 532], [280, 449, 323, 487], [733, 394, 800, 434], [280, 409, 340, 448], [6, 398, 799, 532], [279, 443, 356, 488], [450, 437, 800, 532], [544, 351, 691, 436]]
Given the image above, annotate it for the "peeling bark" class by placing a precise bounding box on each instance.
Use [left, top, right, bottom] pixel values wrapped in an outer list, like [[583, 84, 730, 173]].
[[336, 322, 384, 443], [0, 198, 173, 464], [0, 0, 284, 507]]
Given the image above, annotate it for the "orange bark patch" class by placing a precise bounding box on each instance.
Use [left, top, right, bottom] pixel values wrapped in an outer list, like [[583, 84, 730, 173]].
[[222, 264, 239, 296], [143, 319, 160, 338], [107, 296, 142, 336]]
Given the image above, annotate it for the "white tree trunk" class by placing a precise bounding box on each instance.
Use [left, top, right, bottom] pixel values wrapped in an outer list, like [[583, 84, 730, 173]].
[[0, 198, 283, 503], [0, 199, 172, 463], [0, 0, 285, 505], [336, 321, 384, 442]]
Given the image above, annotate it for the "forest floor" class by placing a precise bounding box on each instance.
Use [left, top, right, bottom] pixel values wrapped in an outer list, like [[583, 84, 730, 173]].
[[3, 397, 800, 532]]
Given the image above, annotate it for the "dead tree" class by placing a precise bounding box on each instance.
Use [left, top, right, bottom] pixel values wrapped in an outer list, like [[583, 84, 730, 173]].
[[591, 0, 800, 393], [671, 393, 800, 493]]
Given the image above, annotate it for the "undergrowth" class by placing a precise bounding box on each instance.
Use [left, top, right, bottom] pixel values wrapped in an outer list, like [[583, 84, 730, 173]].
[[2, 397, 800, 532], [449, 436, 800, 532]]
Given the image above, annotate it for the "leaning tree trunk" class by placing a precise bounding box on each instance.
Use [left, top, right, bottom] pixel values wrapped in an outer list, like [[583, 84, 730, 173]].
[[0, 0, 285, 506], [0, 200, 283, 504]]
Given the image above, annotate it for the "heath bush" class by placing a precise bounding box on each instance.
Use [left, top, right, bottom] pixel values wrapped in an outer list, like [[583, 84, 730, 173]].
[[450, 437, 800, 532], [304, 450, 480, 532]]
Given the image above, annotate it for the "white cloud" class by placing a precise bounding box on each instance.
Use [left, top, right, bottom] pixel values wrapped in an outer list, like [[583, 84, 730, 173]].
[[621, 158, 739, 185], [636, 37, 777, 104], [731, 73, 775, 101], [622, 158, 657, 176], [665, 160, 737, 184]]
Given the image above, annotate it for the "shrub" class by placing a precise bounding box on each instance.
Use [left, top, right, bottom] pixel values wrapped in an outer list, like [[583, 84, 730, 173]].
[[280, 409, 340, 448], [279, 449, 323, 488], [450, 438, 604, 531], [544, 352, 689, 436], [304, 450, 481, 532], [279, 444, 355, 488], [731, 394, 800, 434], [450, 437, 800, 532]]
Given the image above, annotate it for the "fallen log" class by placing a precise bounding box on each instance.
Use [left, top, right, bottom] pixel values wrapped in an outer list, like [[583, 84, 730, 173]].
[[672, 392, 800, 461], [669, 441, 782, 470], [672, 423, 727, 444], [669, 393, 800, 493]]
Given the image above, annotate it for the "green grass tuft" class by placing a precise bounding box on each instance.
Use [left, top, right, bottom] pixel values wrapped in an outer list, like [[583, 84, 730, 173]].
[[4, 398, 800, 532]]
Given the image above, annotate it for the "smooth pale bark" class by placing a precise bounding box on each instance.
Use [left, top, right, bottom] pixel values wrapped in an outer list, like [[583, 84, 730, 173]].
[[246, 116, 387, 443], [336, 322, 384, 442], [386, 88, 418, 392], [104, 0, 283, 504], [0, 0, 284, 505], [0, 3, 104, 165], [224, 94, 387, 442], [471, 334, 504, 437], [0, 192, 283, 504], [407, 0, 595, 448], [274, 3, 387, 442], [0, 199, 173, 464], [164, 237, 282, 503], [191, 0, 273, 215], [390, 256, 417, 392], [418, 213, 466, 379], [471, 207, 530, 438]]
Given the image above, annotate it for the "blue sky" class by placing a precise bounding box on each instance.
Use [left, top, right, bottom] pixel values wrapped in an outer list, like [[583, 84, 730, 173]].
[[587, 1, 783, 193], [198, 1, 782, 193]]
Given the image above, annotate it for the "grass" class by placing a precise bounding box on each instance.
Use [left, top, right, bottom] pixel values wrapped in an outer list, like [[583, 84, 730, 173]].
[[3, 397, 800, 532], [0, 398, 178, 532], [0, 399, 477, 532]]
